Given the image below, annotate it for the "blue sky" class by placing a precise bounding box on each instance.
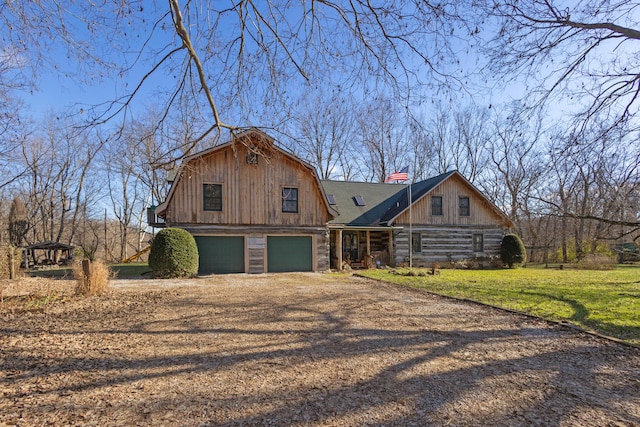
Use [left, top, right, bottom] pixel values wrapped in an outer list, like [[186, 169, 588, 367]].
[[8, 0, 174, 122], [7, 0, 606, 134], [11, 0, 490, 126]]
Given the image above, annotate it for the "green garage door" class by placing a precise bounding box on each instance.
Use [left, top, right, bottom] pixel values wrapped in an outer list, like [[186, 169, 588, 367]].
[[267, 236, 313, 272], [195, 236, 244, 274]]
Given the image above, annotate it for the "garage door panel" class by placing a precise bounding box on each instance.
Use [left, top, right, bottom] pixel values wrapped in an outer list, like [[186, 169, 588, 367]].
[[195, 236, 244, 274], [267, 236, 312, 272]]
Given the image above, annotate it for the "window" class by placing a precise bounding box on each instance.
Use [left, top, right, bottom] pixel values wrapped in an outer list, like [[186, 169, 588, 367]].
[[327, 194, 336, 205], [282, 187, 298, 213], [203, 183, 222, 211], [473, 233, 484, 252], [412, 232, 422, 253], [353, 195, 366, 206], [431, 195, 443, 216], [246, 151, 258, 164], [459, 196, 470, 216], [246, 145, 259, 164]]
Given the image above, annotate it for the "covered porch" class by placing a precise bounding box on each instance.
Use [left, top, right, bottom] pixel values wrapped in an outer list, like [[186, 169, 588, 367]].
[[329, 227, 398, 270]]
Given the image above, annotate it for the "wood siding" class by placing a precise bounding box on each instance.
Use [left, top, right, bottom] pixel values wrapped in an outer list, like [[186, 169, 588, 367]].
[[394, 225, 504, 265], [164, 142, 330, 227], [394, 174, 507, 227]]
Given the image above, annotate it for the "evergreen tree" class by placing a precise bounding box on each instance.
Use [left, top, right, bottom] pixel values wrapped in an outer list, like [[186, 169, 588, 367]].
[[8, 198, 28, 247]]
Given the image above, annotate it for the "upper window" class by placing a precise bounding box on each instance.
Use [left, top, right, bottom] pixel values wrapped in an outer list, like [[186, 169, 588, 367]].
[[282, 187, 299, 213], [431, 196, 443, 216], [412, 232, 422, 253], [459, 196, 470, 216], [203, 183, 222, 211], [353, 195, 366, 206], [246, 146, 258, 164], [473, 233, 484, 252]]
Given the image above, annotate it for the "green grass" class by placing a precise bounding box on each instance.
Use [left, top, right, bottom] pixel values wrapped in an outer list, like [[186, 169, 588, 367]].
[[109, 262, 152, 278], [28, 267, 73, 278], [27, 262, 151, 279], [359, 266, 640, 346]]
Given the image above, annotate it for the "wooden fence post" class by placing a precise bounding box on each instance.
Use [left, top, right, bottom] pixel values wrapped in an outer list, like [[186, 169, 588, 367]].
[[9, 249, 15, 280], [82, 259, 91, 288]]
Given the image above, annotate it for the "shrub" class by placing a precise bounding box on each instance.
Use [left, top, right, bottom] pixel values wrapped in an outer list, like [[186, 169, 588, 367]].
[[501, 234, 526, 268], [149, 228, 199, 278], [74, 259, 112, 296], [576, 254, 616, 270], [0, 245, 23, 280]]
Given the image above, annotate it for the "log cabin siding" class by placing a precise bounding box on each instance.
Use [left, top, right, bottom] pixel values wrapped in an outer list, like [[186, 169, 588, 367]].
[[394, 174, 505, 226], [394, 225, 504, 266], [164, 144, 330, 227]]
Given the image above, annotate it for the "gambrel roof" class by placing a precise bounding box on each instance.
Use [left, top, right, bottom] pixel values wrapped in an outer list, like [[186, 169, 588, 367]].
[[155, 128, 338, 218]]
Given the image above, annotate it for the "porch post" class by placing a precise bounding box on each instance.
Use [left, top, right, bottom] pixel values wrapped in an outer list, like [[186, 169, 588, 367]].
[[366, 230, 371, 259], [336, 229, 343, 270], [388, 229, 394, 266]]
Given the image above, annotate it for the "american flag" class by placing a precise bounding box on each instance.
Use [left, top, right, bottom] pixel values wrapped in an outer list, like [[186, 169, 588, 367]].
[[385, 166, 409, 182]]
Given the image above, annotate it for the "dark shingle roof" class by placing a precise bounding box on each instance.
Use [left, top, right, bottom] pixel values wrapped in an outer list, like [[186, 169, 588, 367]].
[[321, 180, 407, 226], [321, 171, 456, 227], [379, 171, 456, 224]]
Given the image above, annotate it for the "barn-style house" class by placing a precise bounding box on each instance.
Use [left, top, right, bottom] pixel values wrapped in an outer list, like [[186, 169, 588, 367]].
[[153, 129, 513, 274]]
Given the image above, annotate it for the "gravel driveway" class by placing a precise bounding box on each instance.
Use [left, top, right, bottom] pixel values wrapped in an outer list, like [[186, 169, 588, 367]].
[[1, 273, 639, 426]]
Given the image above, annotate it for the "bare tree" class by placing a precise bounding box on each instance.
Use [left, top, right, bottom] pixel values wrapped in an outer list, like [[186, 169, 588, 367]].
[[2, 1, 474, 161], [537, 123, 640, 261], [17, 117, 103, 251], [357, 96, 410, 182], [103, 114, 174, 261], [287, 92, 356, 180], [407, 115, 438, 182], [484, 104, 542, 224], [421, 103, 491, 182], [478, 0, 640, 253], [482, 0, 640, 140]]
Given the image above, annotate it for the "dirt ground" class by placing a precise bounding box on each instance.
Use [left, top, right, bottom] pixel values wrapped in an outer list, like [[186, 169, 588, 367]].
[[1, 273, 639, 426]]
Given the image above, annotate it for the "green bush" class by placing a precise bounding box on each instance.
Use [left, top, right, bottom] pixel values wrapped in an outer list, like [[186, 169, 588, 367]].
[[149, 228, 199, 278], [501, 234, 526, 268]]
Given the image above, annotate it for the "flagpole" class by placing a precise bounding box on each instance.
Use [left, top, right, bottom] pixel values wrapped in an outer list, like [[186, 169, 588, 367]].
[[409, 181, 412, 270], [386, 167, 411, 269]]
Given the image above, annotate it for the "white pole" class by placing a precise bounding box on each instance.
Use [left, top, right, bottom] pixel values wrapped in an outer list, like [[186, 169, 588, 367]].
[[409, 182, 412, 270]]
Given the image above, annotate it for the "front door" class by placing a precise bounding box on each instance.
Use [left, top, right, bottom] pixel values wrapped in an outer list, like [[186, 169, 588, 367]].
[[343, 231, 358, 264]]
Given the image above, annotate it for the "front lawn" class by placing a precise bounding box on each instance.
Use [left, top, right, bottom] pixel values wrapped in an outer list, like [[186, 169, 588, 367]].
[[359, 266, 640, 346], [109, 262, 152, 278], [27, 262, 152, 279]]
